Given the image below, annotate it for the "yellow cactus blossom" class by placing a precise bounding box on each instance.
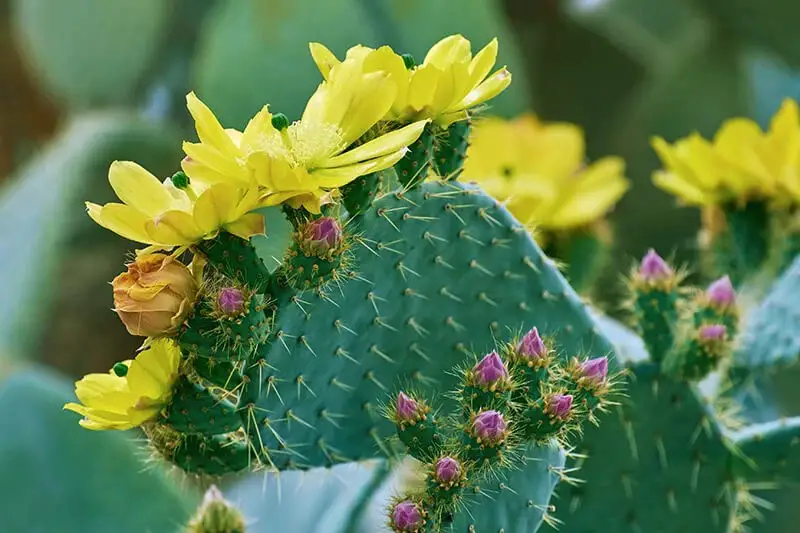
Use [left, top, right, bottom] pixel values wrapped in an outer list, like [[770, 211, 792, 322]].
[[652, 100, 800, 206], [181, 61, 429, 213], [463, 114, 629, 230], [63, 338, 181, 431], [310, 34, 511, 127], [86, 161, 264, 248]]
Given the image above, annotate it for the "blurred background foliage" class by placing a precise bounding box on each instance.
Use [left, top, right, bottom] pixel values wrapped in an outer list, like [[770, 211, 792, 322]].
[[2, 0, 800, 531]]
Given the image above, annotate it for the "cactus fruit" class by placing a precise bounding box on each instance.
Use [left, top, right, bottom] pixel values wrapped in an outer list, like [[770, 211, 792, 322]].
[[185, 485, 246, 533]]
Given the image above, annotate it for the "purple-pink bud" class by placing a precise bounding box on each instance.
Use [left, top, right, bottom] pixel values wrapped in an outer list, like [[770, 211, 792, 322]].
[[580, 357, 608, 386], [434, 456, 461, 483], [472, 410, 507, 442], [303, 216, 343, 255], [217, 287, 246, 315], [699, 324, 726, 342], [706, 276, 735, 308], [517, 327, 547, 359], [392, 500, 423, 531], [639, 249, 672, 281], [472, 351, 508, 386], [396, 392, 419, 421], [548, 394, 573, 419]]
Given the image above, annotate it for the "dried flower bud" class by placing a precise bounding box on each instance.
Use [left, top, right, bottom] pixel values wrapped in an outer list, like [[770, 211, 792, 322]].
[[112, 253, 197, 337], [392, 500, 423, 532], [547, 394, 573, 420], [472, 410, 507, 443], [706, 276, 735, 309], [217, 287, 246, 316], [639, 249, 672, 282], [434, 456, 461, 484], [472, 351, 508, 386], [517, 327, 547, 359]]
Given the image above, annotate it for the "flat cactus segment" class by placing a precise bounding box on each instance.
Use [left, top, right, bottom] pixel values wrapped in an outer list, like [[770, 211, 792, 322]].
[[341, 169, 385, 215], [591, 312, 649, 365], [192, 358, 242, 390], [395, 125, 435, 188], [162, 433, 250, 476], [554, 362, 738, 533], [242, 181, 614, 471], [163, 378, 242, 434], [734, 254, 800, 371], [731, 416, 800, 483], [434, 119, 471, 179], [724, 201, 770, 284], [197, 232, 271, 289], [448, 442, 566, 533]]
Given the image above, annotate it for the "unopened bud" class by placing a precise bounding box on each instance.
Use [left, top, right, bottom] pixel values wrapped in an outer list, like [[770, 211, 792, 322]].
[[300, 216, 343, 257], [472, 410, 507, 444], [472, 351, 508, 386], [547, 394, 573, 420], [217, 287, 246, 316], [639, 249, 672, 282], [580, 357, 608, 386], [391, 500, 423, 532], [517, 327, 547, 359], [706, 276, 735, 309], [434, 456, 461, 484], [699, 324, 726, 342]]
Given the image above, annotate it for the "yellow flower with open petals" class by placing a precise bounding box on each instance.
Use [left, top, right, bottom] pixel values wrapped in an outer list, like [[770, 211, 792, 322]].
[[86, 161, 264, 248], [63, 338, 181, 431], [182, 59, 429, 213], [310, 34, 511, 127], [464, 114, 629, 230], [762, 99, 800, 203]]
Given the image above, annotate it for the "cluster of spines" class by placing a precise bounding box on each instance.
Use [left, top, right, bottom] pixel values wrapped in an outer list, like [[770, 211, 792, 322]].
[[385, 327, 618, 532], [628, 249, 739, 380]]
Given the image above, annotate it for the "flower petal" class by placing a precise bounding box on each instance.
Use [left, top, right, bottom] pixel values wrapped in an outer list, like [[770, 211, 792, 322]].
[[225, 213, 265, 240], [451, 68, 511, 112], [108, 161, 173, 217], [312, 150, 406, 188], [186, 92, 240, 156], [145, 210, 201, 245], [319, 121, 428, 169], [424, 34, 471, 69], [467, 38, 499, 88], [87, 202, 158, 245], [193, 183, 239, 235], [309, 42, 340, 80]]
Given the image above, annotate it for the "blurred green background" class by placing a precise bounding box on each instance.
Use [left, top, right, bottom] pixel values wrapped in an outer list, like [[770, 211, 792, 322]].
[[2, 0, 800, 531]]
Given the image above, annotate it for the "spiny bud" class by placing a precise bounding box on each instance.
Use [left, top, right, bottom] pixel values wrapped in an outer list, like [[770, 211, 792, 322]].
[[706, 275, 735, 310], [434, 456, 461, 484], [300, 216, 343, 257], [391, 500, 424, 532], [517, 327, 547, 359], [217, 287, 246, 316], [186, 485, 246, 533], [580, 357, 608, 386], [639, 249, 672, 282], [396, 392, 422, 422], [546, 394, 573, 420], [472, 410, 507, 444], [699, 324, 726, 342], [472, 351, 508, 386]]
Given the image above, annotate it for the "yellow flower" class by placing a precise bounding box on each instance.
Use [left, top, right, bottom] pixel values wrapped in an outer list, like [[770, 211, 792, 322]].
[[182, 62, 428, 213], [464, 114, 629, 230], [650, 103, 800, 206], [310, 34, 511, 127], [63, 338, 181, 430], [86, 161, 264, 248]]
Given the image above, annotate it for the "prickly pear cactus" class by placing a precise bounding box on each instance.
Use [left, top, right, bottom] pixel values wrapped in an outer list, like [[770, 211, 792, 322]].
[[550, 251, 800, 533]]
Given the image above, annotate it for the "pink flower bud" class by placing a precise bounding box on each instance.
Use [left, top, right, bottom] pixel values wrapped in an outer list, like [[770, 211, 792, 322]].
[[396, 392, 420, 421], [217, 287, 246, 315], [706, 276, 735, 309], [302, 216, 343, 256], [472, 351, 508, 386], [472, 410, 507, 443], [699, 324, 726, 342], [517, 327, 547, 359], [580, 357, 608, 386], [434, 456, 461, 483], [392, 500, 423, 531], [548, 394, 573, 420], [639, 249, 672, 281]]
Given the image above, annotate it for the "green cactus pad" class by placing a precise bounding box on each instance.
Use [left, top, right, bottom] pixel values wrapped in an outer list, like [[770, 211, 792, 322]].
[[192, 358, 242, 390], [162, 433, 251, 476], [395, 125, 435, 188], [553, 361, 740, 533], [733, 254, 800, 372], [449, 442, 566, 532], [240, 181, 614, 471], [341, 169, 386, 216], [633, 287, 678, 363], [434, 119, 471, 179], [398, 412, 442, 460], [723, 200, 770, 284], [197, 232, 271, 289], [544, 225, 610, 296], [163, 377, 241, 434]]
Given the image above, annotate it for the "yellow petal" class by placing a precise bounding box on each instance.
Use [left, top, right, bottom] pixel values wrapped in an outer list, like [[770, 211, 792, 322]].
[[528, 123, 585, 179], [145, 210, 201, 245], [192, 183, 239, 234], [182, 141, 246, 182], [547, 161, 629, 228], [406, 64, 440, 113], [186, 92, 239, 156], [467, 38, 498, 89], [127, 339, 177, 399], [225, 212, 265, 240], [424, 34, 471, 69], [430, 61, 471, 116], [312, 151, 406, 188], [319, 121, 428, 169], [240, 105, 277, 156], [108, 161, 173, 217], [309, 42, 341, 80], [652, 170, 713, 206], [87, 202, 158, 245], [451, 68, 511, 112], [181, 155, 231, 185]]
